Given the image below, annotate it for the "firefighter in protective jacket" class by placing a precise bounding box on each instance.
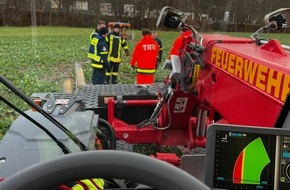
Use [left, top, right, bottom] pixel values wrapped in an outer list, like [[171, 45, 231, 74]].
[[130, 29, 159, 84], [88, 27, 110, 85], [89, 20, 106, 42], [152, 30, 163, 68], [105, 24, 129, 84], [169, 27, 192, 56]]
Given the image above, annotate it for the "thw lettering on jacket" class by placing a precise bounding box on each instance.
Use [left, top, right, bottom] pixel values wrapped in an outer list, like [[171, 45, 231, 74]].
[[142, 44, 157, 51]]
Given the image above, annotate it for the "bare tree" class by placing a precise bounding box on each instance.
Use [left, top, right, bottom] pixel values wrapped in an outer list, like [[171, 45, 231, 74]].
[[111, 0, 124, 21], [1, 0, 289, 31]]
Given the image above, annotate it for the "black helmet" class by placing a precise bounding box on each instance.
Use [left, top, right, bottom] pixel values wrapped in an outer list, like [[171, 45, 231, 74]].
[[114, 24, 121, 29], [99, 27, 108, 35]]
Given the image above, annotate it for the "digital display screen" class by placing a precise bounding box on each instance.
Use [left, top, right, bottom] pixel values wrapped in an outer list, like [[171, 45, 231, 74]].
[[213, 130, 290, 190]]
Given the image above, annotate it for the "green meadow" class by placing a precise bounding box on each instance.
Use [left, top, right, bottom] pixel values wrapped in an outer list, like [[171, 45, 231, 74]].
[[1, 26, 177, 90], [0, 26, 177, 136]]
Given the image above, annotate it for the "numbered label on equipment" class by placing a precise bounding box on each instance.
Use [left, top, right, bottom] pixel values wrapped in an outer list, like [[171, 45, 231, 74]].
[[174, 97, 188, 113]]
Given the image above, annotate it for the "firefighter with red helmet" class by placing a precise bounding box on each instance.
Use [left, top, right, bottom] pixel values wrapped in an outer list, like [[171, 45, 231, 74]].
[[130, 29, 159, 84], [105, 24, 129, 84]]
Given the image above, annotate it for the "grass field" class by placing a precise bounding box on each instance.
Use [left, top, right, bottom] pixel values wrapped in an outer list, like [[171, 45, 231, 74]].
[[1, 26, 177, 89], [0, 26, 178, 137], [1, 26, 290, 137]]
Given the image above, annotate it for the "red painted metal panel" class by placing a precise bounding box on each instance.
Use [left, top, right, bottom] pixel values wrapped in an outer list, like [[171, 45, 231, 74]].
[[197, 34, 289, 127], [113, 118, 161, 144], [150, 153, 181, 166], [157, 88, 198, 129]]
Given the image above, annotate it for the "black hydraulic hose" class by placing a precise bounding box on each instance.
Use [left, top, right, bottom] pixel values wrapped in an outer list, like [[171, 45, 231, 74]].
[[152, 91, 173, 130], [98, 118, 116, 150], [0, 96, 71, 154], [199, 40, 222, 56], [137, 86, 174, 129], [96, 128, 110, 149], [0, 74, 88, 151]]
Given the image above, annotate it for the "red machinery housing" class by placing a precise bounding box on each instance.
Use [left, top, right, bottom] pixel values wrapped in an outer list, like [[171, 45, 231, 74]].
[[107, 36, 287, 150], [71, 8, 290, 165], [104, 8, 290, 154]]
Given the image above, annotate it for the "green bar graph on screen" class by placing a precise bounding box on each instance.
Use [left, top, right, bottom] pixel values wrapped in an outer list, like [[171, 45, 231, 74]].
[[233, 137, 270, 184]]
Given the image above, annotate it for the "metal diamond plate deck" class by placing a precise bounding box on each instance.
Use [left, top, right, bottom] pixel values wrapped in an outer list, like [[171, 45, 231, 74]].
[[76, 83, 164, 108]]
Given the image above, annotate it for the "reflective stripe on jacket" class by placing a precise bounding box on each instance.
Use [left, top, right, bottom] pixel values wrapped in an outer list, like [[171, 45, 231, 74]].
[[88, 38, 101, 62], [90, 30, 98, 42], [88, 34, 109, 69], [108, 32, 129, 63], [136, 68, 156, 74], [72, 178, 104, 190], [130, 35, 159, 72]]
